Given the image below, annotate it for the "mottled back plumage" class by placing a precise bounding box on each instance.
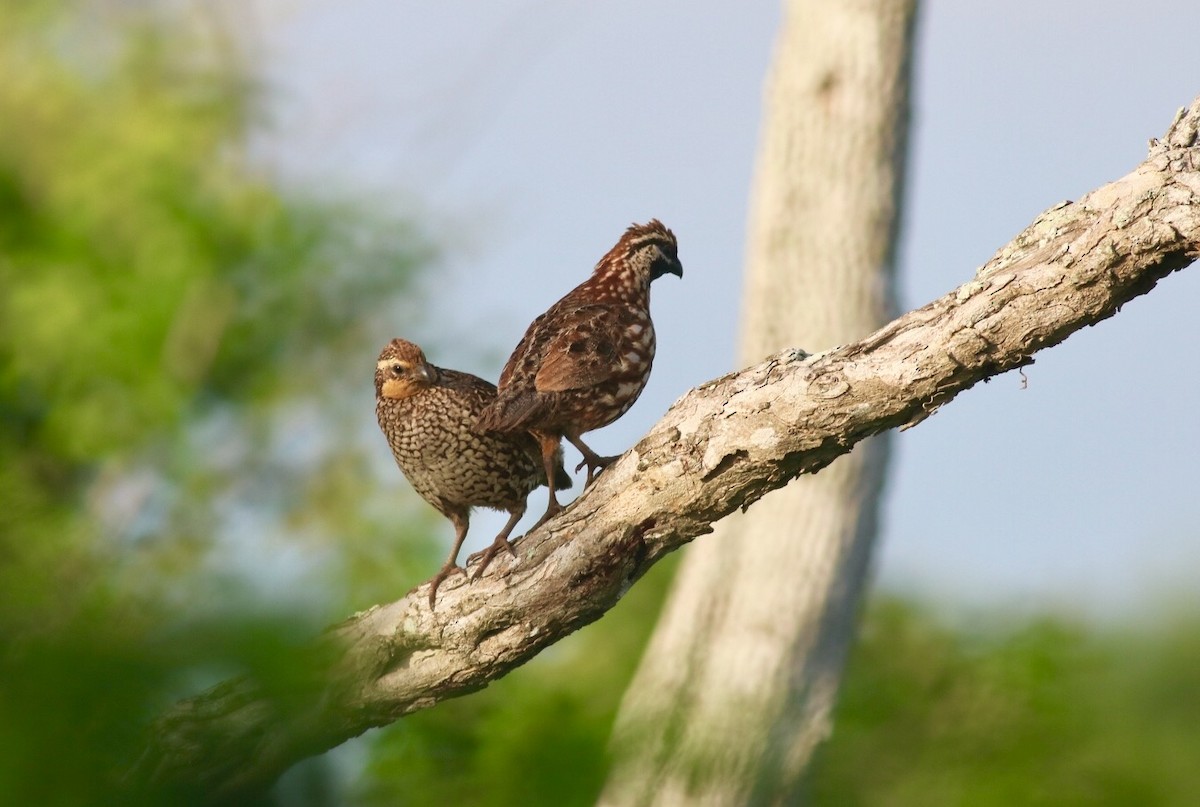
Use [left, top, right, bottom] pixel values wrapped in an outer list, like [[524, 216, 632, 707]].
[[476, 220, 682, 522], [375, 338, 570, 607]]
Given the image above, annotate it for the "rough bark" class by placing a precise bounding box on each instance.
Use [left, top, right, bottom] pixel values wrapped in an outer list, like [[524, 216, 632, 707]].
[[136, 98, 1200, 798], [601, 2, 916, 803]]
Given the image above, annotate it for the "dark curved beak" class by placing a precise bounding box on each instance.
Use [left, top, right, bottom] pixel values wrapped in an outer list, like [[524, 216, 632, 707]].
[[415, 363, 435, 384], [654, 258, 683, 281]]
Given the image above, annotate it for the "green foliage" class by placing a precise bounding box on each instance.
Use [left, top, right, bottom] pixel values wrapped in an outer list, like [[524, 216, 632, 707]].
[[0, 3, 430, 804], [809, 598, 1200, 806]]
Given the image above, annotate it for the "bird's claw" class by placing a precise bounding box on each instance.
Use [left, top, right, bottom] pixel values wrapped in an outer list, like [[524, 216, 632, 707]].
[[427, 564, 466, 609], [574, 454, 618, 487], [573, 456, 595, 484], [469, 538, 517, 581]]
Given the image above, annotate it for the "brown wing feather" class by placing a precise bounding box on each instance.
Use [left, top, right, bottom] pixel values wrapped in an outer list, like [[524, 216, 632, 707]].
[[533, 305, 628, 393], [495, 311, 548, 390], [475, 389, 544, 433]]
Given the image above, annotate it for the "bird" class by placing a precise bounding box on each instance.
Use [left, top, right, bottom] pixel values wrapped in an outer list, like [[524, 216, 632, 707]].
[[475, 219, 682, 527], [374, 338, 572, 608]]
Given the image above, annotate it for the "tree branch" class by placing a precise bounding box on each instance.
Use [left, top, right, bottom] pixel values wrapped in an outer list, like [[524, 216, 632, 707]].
[[137, 97, 1200, 797]]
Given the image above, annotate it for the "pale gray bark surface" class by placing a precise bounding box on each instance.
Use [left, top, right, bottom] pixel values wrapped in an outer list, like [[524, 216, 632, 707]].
[[601, 2, 917, 804], [136, 100, 1200, 798]]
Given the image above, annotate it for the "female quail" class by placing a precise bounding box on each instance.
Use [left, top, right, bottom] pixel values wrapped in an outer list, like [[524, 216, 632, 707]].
[[375, 338, 570, 607]]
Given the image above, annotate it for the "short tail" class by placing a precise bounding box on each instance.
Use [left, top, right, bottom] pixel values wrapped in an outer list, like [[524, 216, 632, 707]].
[[476, 391, 541, 434], [551, 461, 573, 491]]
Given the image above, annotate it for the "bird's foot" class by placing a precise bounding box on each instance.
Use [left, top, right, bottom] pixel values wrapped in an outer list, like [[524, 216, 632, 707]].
[[574, 453, 619, 487], [529, 498, 563, 532], [428, 563, 466, 609], [469, 536, 518, 581]]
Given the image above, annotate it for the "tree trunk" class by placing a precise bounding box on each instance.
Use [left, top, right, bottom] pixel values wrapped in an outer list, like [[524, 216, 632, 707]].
[[600, 1, 919, 804]]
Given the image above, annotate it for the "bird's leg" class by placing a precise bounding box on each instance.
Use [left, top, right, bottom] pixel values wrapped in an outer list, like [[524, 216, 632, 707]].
[[529, 431, 565, 528], [468, 505, 525, 581], [428, 512, 469, 609], [566, 434, 619, 487]]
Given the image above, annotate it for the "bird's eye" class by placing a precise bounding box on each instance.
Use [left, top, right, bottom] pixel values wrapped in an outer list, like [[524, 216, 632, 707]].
[[392, 363, 405, 375]]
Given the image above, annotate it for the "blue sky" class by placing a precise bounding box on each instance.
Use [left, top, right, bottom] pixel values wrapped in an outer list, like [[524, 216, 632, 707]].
[[255, 0, 1200, 619]]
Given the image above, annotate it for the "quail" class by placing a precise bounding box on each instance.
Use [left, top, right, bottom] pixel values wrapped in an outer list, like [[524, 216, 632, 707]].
[[375, 338, 571, 607], [476, 220, 682, 527]]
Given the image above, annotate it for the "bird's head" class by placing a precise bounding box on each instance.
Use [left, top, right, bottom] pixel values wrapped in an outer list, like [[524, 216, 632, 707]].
[[375, 338, 437, 400], [590, 219, 682, 299], [622, 219, 683, 284]]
